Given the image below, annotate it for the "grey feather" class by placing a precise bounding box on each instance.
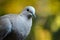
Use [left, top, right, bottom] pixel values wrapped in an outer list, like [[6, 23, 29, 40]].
[[0, 17, 12, 40], [0, 6, 35, 40]]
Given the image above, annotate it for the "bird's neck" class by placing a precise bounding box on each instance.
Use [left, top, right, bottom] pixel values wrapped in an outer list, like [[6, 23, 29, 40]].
[[19, 12, 32, 20], [27, 15, 32, 19]]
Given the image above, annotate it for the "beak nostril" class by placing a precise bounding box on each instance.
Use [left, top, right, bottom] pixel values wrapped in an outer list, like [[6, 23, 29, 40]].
[[29, 11, 33, 14]]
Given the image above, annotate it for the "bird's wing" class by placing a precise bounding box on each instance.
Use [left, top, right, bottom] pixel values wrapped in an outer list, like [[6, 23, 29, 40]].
[[0, 17, 12, 40]]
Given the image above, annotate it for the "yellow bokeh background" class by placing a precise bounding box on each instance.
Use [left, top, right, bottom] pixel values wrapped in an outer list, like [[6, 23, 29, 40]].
[[0, 0, 60, 40]]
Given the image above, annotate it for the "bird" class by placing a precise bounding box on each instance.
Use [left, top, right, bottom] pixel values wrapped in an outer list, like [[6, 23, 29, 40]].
[[0, 6, 36, 40]]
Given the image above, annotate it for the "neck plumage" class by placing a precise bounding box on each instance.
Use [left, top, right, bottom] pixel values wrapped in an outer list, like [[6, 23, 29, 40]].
[[20, 12, 32, 20]]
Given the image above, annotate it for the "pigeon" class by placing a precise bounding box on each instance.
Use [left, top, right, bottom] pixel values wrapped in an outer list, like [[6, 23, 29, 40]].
[[0, 6, 36, 40]]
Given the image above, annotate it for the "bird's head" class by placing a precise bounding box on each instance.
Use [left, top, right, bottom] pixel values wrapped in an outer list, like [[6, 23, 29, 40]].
[[21, 6, 36, 19]]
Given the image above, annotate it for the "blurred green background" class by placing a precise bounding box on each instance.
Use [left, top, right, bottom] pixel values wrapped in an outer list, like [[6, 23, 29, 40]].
[[0, 0, 60, 40]]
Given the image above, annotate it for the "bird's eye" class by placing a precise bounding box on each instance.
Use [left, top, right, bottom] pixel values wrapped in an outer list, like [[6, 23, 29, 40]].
[[27, 9, 29, 11], [26, 8, 32, 13]]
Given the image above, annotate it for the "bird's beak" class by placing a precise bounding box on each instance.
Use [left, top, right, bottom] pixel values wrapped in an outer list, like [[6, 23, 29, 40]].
[[33, 14, 36, 18], [32, 13, 36, 18], [29, 11, 36, 18]]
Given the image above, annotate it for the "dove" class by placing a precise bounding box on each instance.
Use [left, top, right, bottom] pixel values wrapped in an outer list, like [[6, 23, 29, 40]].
[[0, 6, 36, 40]]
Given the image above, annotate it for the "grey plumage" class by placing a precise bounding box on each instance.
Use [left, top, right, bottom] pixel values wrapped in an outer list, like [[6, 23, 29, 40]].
[[0, 6, 36, 40]]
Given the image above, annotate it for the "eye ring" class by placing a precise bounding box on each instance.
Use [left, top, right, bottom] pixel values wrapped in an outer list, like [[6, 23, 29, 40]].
[[27, 9, 29, 11]]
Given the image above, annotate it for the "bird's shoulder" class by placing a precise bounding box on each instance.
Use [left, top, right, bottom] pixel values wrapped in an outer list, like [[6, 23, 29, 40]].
[[0, 14, 18, 21]]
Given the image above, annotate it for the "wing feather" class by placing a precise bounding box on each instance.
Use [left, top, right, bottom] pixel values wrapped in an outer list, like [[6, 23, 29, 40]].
[[0, 18, 12, 40]]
